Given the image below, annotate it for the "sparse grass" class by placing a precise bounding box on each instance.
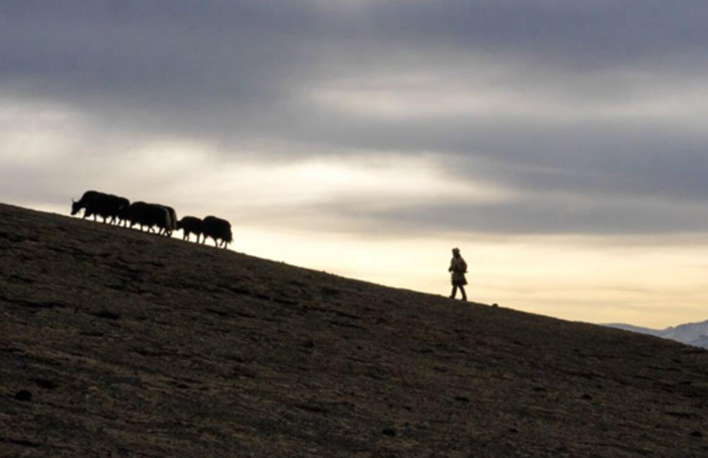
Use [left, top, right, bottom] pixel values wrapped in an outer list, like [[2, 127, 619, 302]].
[[0, 203, 707, 457]]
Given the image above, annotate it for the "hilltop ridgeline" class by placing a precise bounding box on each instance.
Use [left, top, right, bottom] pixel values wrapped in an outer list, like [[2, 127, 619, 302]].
[[1, 203, 707, 458]]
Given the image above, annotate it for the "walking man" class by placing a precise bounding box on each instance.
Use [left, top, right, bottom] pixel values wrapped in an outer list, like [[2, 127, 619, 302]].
[[449, 247, 467, 301]]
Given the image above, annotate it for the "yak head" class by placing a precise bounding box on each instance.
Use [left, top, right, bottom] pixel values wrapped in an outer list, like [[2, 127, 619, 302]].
[[70, 198, 82, 216]]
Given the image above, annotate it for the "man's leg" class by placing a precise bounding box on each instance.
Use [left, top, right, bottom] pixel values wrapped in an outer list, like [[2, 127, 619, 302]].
[[450, 286, 458, 299], [460, 286, 467, 301]]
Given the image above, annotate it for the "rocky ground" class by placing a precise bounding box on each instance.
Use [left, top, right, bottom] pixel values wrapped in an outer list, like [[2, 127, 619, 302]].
[[1, 203, 707, 457]]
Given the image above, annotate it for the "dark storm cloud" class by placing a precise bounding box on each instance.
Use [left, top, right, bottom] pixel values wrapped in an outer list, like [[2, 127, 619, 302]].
[[3, 0, 706, 131], [372, 1, 708, 69], [0, 1, 318, 124], [2, 0, 708, 235], [332, 197, 708, 236]]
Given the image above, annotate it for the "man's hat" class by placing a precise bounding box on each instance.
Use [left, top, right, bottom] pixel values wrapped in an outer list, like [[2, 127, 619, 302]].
[[452, 247, 460, 253]]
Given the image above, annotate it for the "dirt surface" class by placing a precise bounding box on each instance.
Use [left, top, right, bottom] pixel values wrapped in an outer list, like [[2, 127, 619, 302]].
[[1, 203, 707, 457]]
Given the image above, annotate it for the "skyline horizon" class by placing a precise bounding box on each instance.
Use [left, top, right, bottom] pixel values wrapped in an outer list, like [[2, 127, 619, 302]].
[[13, 197, 707, 330]]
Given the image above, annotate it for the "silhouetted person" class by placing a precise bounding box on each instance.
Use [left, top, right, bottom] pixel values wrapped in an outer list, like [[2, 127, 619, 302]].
[[449, 247, 467, 301]]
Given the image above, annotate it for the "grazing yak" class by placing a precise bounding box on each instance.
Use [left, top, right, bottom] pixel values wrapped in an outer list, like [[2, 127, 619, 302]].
[[203, 216, 232, 248], [121, 202, 173, 235], [177, 216, 204, 243], [72, 191, 129, 224]]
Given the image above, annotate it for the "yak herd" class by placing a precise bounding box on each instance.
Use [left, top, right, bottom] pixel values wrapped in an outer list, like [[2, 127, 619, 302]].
[[70, 190, 233, 248]]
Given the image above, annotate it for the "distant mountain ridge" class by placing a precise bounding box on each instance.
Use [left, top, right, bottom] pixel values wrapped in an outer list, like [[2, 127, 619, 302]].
[[607, 319, 708, 349]]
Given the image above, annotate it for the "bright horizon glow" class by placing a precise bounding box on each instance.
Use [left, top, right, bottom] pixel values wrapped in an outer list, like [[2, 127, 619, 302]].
[[29, 201, 708, 330], [235, 228, 708, 330]]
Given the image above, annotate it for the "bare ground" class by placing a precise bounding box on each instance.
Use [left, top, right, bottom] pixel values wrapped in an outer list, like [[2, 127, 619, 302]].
[[0, 203, 707, 457]]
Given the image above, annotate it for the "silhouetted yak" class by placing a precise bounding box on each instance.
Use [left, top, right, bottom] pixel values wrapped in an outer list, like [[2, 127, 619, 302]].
[[121, 202, 173, 235], [203, 216, 232, 248], [71, 191, 129, 224], [72, 191, 232, 246], [85, 195, 130, 224], [156, 205, 178, 236], [71, 190, 102, 217], [177, 216, 204, 243]]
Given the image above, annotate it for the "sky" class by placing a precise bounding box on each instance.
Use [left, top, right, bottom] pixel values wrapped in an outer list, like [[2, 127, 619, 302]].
[[2, 1, 708, 329]]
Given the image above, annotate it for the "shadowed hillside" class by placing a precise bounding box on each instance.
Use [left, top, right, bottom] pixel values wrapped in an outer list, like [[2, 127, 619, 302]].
[[1, 203, 707, 458]]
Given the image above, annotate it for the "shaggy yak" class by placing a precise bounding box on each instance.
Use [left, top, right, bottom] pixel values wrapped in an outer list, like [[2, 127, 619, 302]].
[[177, 216, 204, 243], [202, 216, 232, 248], [121, 202, 173, 235], [72, 191, 129, 224]]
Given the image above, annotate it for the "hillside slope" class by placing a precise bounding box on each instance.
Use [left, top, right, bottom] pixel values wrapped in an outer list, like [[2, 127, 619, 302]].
[[1, 203, 707, 458]]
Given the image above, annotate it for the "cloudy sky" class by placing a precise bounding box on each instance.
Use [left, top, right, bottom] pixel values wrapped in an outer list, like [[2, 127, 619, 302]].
[[2, 1, 708, 328]]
